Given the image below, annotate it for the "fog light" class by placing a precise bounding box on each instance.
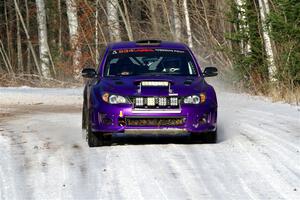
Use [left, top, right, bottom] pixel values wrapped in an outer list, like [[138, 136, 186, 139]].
[[102, 118, 113, 125], [199, 117, 207, 124], [98, 113, 113, 125]]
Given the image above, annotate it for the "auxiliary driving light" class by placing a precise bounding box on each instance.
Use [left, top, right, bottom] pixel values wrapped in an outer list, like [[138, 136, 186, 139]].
[[135, 97, 144, 106], [158, 97, 167, 106], [170, 97, 178, 106], [141, 81, 169, 87], [147, 97, 155, 106]]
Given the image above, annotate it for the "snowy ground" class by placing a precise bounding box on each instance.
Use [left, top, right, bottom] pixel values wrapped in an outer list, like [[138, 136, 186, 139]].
[[0, 86, 300, 199]]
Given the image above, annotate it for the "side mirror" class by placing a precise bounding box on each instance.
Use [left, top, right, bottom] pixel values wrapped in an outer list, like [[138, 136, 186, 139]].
[[81, 68, 97, 78], [203, 67, 218, 77]]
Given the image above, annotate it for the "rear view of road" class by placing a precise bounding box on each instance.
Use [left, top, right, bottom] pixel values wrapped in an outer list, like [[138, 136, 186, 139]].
[[0, 87, 299, 199]]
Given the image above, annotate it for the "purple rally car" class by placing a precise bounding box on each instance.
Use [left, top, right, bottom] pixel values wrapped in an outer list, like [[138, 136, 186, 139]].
[[82, 40, 218, 147]]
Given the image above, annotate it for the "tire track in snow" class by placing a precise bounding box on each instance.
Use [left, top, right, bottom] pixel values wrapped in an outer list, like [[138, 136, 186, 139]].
[[142, 145, 191, 200], [236, 133, 298, 199], [240, 123, 300, 191]]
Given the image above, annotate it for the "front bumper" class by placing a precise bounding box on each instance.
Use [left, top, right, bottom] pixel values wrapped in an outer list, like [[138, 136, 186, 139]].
[[90, 101, 217, 134]]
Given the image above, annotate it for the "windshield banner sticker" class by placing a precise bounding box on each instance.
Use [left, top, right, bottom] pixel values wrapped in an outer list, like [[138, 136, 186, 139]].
[[114, 49, 185, 54]]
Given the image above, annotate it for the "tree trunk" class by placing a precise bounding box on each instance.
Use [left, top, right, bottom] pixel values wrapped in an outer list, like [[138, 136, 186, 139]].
[[183, 0, 193, 48], [149, 0, 159, 38], [235, 0, 250, 53], [36, 0, 51, 78], [66, 0, 81, 75], [118, 0, 133, 40], [58, 0, 63, 56], [25, 0, 31, 74], [0, 40, 14, 75], [257, 0, 276, 81], [15, 0, 23, 73], [107, 0, 121, 41], [172, 0, 181, 41], [162, 0, 173, 37], [95, 0, 99, 64], [14, 0, 42, 77], [4, 0, 13, 71]]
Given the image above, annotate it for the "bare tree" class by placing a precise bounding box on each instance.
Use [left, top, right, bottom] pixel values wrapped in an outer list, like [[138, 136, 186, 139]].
[[161, 0, 173, 37], [15, 0, 23, 73], [4, 0, 13, 70], [0, 39, 14, 75], [14, 0, 42, 76], [36, 0, 51, 78], [66, 0, 81, 74], [95, 0, 99, 64], [118, 0, 134, 40], [183, 0, 193, 48], [149, 0, 159, 38], [58, 0, 63, 56], [107, 0, 121, 41], [257, 0, 276, 81], [25, 0, 31, 74], [171, 0, 181, 41]]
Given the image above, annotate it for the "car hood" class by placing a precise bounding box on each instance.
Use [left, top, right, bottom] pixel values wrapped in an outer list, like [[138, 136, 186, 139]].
[[95, 76, 207, 96]]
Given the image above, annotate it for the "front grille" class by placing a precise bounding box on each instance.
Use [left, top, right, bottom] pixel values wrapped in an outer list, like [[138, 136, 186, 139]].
[[130, 96, 181, 109], [125, 117, 185, 127]]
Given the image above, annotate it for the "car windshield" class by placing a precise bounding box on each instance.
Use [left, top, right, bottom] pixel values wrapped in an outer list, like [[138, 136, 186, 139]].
[[104, 49, 198, 77]]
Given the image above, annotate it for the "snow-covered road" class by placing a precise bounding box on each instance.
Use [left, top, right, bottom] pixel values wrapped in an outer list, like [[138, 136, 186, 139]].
[[0, 87, 300, 199]]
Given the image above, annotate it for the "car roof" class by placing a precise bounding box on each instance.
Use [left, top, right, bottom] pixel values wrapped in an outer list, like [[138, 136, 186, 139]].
[[107, 40, 189, 51]]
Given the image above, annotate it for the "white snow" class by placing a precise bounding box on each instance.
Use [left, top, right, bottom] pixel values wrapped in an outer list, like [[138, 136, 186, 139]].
[[0, 87, 300, 199], [0, 87, 82, 106]]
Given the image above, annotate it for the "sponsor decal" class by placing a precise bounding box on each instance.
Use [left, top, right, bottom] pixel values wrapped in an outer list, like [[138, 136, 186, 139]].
[[155, 49, 185, 53], [113, 49, 185, 54], [117, 49, 154, 54]]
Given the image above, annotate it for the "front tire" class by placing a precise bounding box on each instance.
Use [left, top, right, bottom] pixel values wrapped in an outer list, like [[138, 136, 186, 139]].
[[202, 130, 217, 143], [191, 130, 217, 144], [82, 104, 87, 130], [87, 123, 104, 147], [87, 132, 104, 147]]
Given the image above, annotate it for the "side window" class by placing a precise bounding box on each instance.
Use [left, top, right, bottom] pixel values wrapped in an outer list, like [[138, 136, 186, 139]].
[[188, 61, 197, 75]]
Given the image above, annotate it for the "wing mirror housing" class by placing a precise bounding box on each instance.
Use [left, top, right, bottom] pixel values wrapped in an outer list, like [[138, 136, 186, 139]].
[[81, 68, 97, 78], [203, 67, 218, 77]]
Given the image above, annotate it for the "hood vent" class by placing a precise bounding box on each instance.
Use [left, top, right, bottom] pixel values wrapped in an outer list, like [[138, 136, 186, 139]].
[[115, 81, 123, 85], [184, 79, 193, 86], [136, 39, 161, 46]]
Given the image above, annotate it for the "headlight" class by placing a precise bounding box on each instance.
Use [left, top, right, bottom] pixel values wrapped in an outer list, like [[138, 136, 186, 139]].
[[184, 93, 206, 104], [102, 93, 129, 104]]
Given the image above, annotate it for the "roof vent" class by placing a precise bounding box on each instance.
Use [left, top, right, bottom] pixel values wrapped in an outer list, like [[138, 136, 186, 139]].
[[136, 39, 161, 46]]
